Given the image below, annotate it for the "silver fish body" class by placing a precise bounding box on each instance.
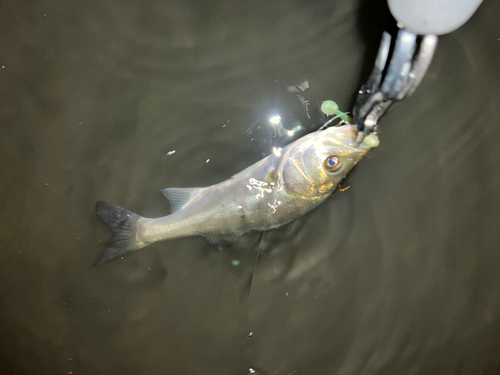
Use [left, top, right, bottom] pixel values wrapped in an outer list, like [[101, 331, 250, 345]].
[[95, 125, 379, 264]]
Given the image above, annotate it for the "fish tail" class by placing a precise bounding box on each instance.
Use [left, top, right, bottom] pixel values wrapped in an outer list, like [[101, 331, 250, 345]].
[[95, 201, 145, 265]]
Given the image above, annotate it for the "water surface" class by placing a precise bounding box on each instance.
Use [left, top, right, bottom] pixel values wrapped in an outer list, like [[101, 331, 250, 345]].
[[1, 0, 500, 374]]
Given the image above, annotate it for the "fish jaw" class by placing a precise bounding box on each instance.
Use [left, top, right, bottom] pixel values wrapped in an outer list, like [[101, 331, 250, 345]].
[[321, 124, 378, 152]]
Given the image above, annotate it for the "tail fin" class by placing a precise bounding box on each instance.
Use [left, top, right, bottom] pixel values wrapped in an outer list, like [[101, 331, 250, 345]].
[[95, 201, 144, 265]]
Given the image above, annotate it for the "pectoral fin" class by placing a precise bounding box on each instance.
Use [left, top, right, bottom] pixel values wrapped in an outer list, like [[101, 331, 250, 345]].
[[162, 187, 201, 213], [264, 168, 278, 184]]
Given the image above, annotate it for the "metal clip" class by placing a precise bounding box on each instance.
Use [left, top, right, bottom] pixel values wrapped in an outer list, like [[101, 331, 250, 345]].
[[353, 25, 438, 144]]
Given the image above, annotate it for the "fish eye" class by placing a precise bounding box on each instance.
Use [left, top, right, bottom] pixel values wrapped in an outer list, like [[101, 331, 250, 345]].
[[324, 156, 342, 173]]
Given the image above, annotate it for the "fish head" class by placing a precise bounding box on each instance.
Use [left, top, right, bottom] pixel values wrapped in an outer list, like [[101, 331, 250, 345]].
[[280, 125, 379, 198]]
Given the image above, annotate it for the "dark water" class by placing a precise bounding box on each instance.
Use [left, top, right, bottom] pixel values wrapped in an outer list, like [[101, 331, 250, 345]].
[[1, 0, 500, 374]]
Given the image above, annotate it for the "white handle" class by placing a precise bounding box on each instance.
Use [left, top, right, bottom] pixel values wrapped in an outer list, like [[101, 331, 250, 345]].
[[388, 0, 483, 35]]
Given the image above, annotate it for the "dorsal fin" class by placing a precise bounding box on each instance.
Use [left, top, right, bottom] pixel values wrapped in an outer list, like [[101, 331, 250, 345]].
[[161, 187, 201, 213]]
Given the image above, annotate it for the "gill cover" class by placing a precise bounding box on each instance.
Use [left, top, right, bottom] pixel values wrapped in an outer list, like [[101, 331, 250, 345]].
[[280, 126, 370, 198]]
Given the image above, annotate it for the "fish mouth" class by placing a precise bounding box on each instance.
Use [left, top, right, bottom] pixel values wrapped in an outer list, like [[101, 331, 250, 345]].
[[326, 125, 379, 151]]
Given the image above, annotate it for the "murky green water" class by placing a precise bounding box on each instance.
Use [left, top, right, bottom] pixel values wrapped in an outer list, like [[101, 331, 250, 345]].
[[1, 0, 500, 374]]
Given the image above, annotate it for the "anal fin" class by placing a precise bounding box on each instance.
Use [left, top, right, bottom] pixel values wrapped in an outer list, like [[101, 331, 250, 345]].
[[206, 235, 238, 249]]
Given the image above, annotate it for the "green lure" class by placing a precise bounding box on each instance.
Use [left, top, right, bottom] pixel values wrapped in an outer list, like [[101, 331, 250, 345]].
[[320, 100, 353, 124]]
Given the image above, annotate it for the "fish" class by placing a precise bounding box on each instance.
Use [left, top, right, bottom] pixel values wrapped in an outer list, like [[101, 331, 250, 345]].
[[95, 125, 379, 265]]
